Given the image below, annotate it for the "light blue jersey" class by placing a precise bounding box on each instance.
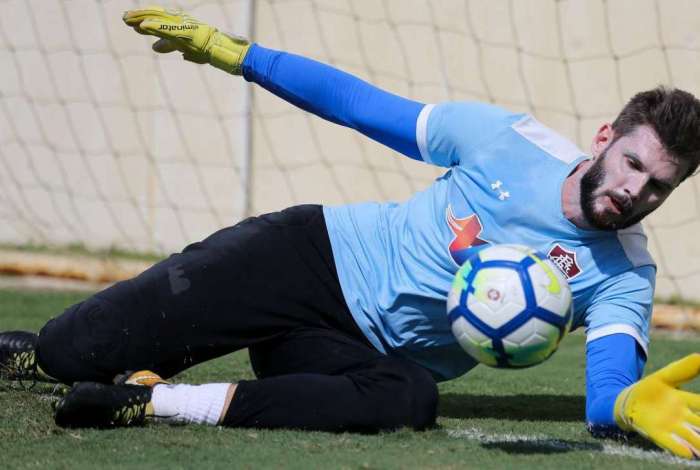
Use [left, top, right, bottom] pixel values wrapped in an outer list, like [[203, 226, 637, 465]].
[[243, 45, 653, 425], [323, 102, 656, 382]]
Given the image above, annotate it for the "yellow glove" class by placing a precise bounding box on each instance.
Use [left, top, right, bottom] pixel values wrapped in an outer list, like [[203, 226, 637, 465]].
[[615, 353, 700, 459], [122, 5, 251, 75]]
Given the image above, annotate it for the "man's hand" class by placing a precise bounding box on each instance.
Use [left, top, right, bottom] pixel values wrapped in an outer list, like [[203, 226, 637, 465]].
[[615, 353, 700, 458], [123, 5, 251, 75]]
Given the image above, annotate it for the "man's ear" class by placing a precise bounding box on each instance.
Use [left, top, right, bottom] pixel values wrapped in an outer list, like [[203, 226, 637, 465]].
[[591, 123, 614, 158]]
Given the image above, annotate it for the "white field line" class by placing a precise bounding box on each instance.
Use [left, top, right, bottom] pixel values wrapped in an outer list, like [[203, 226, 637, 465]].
[[447, 427, 700, 466]]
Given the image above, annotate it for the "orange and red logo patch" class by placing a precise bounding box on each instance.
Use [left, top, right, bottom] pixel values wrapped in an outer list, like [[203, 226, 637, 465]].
[[446, 205, 488, 265]]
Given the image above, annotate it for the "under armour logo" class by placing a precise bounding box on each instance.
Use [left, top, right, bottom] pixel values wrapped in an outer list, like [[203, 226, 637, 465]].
[[491, 180, 510, 201]]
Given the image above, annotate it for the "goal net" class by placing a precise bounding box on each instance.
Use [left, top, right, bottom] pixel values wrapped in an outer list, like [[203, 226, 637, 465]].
[[1, 0, 699, 302]]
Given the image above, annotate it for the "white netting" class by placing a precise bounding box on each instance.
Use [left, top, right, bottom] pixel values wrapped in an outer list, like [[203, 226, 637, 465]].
[[1, 0, 699, 301]]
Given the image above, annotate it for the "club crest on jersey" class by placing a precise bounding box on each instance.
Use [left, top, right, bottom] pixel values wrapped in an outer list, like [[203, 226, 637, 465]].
[[446, 205, 488, 266], [548, 244, 582, 279]]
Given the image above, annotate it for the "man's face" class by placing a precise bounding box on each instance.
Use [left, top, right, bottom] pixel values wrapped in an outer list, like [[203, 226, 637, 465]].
[[580, 124, 689, 230]]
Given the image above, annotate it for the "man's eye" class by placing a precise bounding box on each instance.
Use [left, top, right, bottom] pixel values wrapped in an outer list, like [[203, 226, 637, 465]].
[[626, 157, 641, 170]]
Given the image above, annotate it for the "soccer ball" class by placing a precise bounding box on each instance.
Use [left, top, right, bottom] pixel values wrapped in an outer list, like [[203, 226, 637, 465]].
[[446, 244, 573, 368]]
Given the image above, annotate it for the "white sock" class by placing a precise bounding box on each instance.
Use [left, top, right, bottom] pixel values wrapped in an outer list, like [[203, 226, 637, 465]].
[[151, 383, 231, 425]]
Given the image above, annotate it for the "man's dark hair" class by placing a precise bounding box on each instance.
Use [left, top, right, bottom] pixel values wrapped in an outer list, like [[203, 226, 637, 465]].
[[612, 86, 700, 181]]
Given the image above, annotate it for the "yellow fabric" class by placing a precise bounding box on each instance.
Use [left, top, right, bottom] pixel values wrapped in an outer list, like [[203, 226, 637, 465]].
[[614, 353, 700, 459], [124, 370, 169, 388], [122, 5, 251, 75]]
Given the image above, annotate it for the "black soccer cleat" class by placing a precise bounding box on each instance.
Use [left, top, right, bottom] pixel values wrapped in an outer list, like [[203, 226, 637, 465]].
[[0, 330, 41, 381], [54, 380, 153, 428]]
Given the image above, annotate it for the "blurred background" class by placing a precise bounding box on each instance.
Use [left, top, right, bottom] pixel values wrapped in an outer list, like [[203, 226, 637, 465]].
[[0, 0, 699, 304]]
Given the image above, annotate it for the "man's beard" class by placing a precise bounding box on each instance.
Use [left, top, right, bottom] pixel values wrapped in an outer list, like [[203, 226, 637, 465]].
[[579, 151, 651, 230]]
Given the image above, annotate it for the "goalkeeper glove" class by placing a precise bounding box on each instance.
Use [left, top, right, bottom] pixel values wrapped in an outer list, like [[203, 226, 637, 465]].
[[614, 353, 700, 459], [122, 5, 251, 75]]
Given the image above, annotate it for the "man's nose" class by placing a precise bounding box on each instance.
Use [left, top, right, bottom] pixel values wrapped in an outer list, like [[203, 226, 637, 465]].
[[625, 174, 648, 200]]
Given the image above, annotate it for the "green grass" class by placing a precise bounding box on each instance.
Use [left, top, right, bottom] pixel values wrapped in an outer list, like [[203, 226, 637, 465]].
[[0, 243, 164, 263], [1, 289, 699, 469]]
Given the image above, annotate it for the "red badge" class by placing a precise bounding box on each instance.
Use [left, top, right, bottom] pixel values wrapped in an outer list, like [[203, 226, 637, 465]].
[[547, 244, 582, 279]]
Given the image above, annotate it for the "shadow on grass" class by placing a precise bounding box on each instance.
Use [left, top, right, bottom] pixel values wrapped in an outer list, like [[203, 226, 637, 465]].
[[472, 432, 656, 456], [481, 438, 602, 454], [439, 393, 585, 422], [441, 394, 666, 456]]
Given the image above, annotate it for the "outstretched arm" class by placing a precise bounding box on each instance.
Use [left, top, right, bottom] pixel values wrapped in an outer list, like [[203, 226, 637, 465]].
[[585, 333, 645, 435], [241, 45, 423, 159], [587, 333, 700, 459], [123, 6, 424, 159]]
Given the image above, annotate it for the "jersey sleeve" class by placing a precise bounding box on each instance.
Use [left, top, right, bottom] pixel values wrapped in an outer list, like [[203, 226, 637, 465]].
[[242, 44, 424, 159], [416, 101, 523, 168], [586, 333, 646, 434], [583, 265, 656, 355]]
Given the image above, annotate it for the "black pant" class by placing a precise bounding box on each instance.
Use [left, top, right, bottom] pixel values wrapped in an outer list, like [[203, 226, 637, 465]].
[[37, 205, 437, 432]]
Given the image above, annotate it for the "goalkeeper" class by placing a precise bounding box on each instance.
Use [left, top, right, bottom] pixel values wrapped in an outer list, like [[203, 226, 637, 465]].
[[2, 5, 700, 458]]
